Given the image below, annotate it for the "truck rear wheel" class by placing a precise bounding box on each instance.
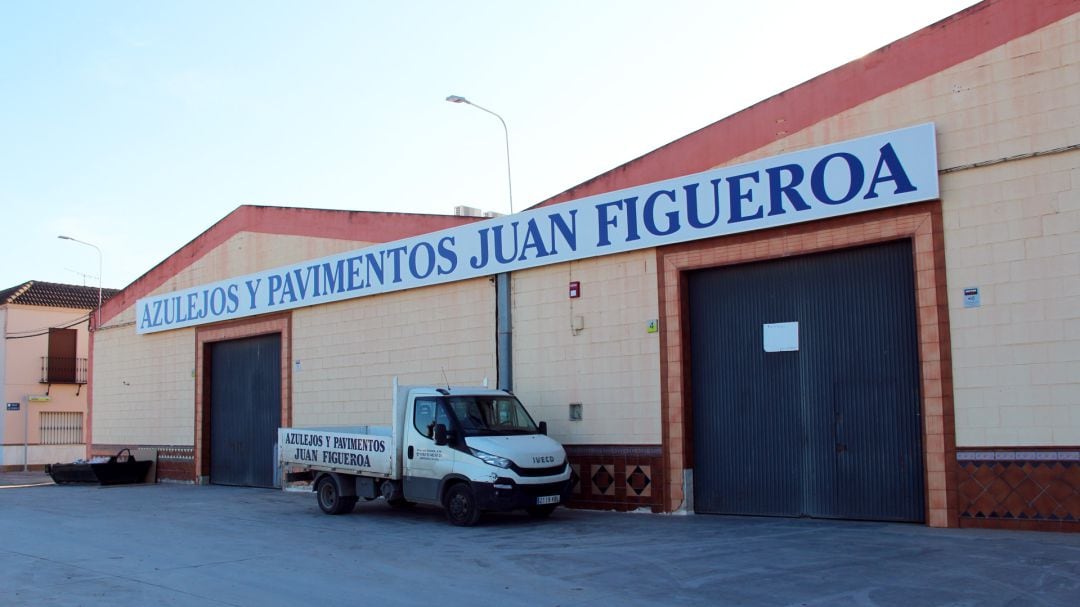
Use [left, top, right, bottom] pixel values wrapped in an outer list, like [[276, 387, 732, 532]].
[[316, 476, 357, 515], [444, 483, 481, 526]]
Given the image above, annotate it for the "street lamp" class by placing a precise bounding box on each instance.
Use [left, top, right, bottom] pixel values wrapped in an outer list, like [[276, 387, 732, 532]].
[[58, 236, 102, 329], [446, 95, 514, 215]]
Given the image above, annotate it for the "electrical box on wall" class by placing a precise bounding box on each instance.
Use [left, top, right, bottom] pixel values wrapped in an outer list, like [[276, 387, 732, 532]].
[[569, 403, 583, 421], [569, 281, 580, 298]]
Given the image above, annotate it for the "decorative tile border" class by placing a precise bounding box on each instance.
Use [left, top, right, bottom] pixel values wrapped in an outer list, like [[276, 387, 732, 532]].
[[569, 464, 582, 496], [626, 465, 652, 497], [157, 446, 196, 483], [91, 443, 196, 484], [591, 464, 616, 496], [956, 448, 1080, 532], [958, 451, 1080, 461], [564, 445, 664, 512]]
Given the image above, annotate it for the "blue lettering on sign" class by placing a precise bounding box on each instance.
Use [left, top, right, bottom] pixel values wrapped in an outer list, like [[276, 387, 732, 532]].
[[865, 143, 917, 199], [321, 260, 345, 295], [385, 246, 407, 283], [644, 189, 680, 236], [136, 124, 937, 334], [245, 279, 261, 310], [811, 152, 864, 205], [684, 183, 720, 229], [472, 212, 580, 268], [765, 164, 809, 216], [726, 172, 763, 223], [437, 236, 458, 276], [409, 241, 436, 279]]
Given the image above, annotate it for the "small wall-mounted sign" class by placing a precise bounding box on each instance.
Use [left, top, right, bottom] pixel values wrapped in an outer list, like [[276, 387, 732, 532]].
[[294, 360, 302, 371], [963, 287, 981, 308], [568, 281, 581, 298], [6, 402, 19, 411], [647, 319, 659, 333], [27, 395, 51, 403]]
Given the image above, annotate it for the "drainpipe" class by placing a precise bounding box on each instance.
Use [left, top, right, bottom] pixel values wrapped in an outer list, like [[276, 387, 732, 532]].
[[496, 272, 512, 391]]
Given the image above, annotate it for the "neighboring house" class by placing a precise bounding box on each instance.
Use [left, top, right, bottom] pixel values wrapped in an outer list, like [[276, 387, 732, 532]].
[[1, 281, 119, 470]]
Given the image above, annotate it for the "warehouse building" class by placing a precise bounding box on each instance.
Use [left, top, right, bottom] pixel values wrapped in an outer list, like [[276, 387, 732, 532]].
[[90, 0, 1079, 530]]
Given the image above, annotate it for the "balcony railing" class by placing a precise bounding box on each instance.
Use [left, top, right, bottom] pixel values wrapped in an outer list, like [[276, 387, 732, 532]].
[[40, 357, 88, 385]]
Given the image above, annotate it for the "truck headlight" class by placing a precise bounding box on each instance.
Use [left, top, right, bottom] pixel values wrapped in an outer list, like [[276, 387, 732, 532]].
[[469, 448, 511, 469]]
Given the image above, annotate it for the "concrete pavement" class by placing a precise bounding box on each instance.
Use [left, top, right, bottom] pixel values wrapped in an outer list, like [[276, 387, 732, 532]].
[[1, 480, 1078, 606], [0, 469, 53, 488]]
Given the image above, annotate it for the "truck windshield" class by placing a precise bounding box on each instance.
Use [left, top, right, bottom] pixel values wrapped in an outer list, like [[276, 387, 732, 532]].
[[446, 396, 539, 436]]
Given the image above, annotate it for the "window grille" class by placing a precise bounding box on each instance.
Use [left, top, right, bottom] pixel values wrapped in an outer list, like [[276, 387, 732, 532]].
[[39, 412, 84, 445]]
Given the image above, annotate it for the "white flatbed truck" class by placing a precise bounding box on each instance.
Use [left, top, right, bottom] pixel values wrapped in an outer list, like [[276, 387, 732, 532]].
[[279, 381, 572, 526]]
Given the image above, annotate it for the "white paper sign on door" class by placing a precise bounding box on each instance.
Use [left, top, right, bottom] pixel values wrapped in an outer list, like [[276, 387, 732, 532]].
[[764, 322, 799, 352]]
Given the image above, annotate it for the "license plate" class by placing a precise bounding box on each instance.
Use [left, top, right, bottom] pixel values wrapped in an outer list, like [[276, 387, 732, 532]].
[[537, 495, 560, 505]]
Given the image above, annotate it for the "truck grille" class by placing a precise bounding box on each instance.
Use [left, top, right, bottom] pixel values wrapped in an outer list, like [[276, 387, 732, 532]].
[[511, 461, 567, 477]]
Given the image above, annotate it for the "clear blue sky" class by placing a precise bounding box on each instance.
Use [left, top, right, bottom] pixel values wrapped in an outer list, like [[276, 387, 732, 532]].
[[0, 1, 977, 291]]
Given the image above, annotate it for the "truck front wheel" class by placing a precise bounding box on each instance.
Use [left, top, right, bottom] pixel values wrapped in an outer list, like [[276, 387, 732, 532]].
[[444, 483, 481, 527], [316, 476, 357, 515]]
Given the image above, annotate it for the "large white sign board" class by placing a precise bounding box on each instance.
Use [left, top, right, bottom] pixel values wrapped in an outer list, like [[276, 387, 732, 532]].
[[137, 123, 938, 334]]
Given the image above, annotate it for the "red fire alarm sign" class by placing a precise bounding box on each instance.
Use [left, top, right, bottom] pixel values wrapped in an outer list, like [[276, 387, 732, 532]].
[[569, 281, 581, 298]]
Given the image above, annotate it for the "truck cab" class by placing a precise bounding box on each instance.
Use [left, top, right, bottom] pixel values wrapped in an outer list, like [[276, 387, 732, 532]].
[[400, 387, 570, 525]]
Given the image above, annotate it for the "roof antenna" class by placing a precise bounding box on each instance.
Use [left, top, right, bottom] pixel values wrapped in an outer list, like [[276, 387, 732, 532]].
[[441, 367, 450, 391]]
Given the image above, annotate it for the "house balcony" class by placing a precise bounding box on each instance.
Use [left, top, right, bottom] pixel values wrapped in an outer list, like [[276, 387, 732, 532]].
[[40, 357, 88, 385]]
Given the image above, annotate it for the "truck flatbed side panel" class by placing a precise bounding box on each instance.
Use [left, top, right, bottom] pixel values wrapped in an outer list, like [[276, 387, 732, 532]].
[[279, 428, 394, 478], [297, 426, 392, 437]]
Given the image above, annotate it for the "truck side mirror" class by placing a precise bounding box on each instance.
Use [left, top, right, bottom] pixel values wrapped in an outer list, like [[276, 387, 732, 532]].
[[538, 421, 548, 435], [433, 424, 448, 446]]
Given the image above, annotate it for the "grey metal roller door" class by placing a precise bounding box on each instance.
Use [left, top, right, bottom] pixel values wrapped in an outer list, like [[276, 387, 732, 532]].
[[688, 240, 924, 522], [209, 333, 282, 488]]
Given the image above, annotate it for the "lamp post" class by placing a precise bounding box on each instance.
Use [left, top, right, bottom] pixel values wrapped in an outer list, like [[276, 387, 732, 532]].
[[58, 236, 102, 329], [446, 94, 517, 391], [446, 95, 514, 215]]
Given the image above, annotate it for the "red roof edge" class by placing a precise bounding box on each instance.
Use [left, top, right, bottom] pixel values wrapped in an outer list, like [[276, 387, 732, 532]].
[[530, 0, 1078, 210], [0, 280, 120, 310], [100, 205, 484, 325]]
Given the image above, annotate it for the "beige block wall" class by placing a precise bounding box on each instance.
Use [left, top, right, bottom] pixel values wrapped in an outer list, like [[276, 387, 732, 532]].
[[291, 278, 496, 426], [92, 324, 195, 445], [512, 250, 662, 444], [722, 15, 1080, 447], [93, 231, 378, 444]]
